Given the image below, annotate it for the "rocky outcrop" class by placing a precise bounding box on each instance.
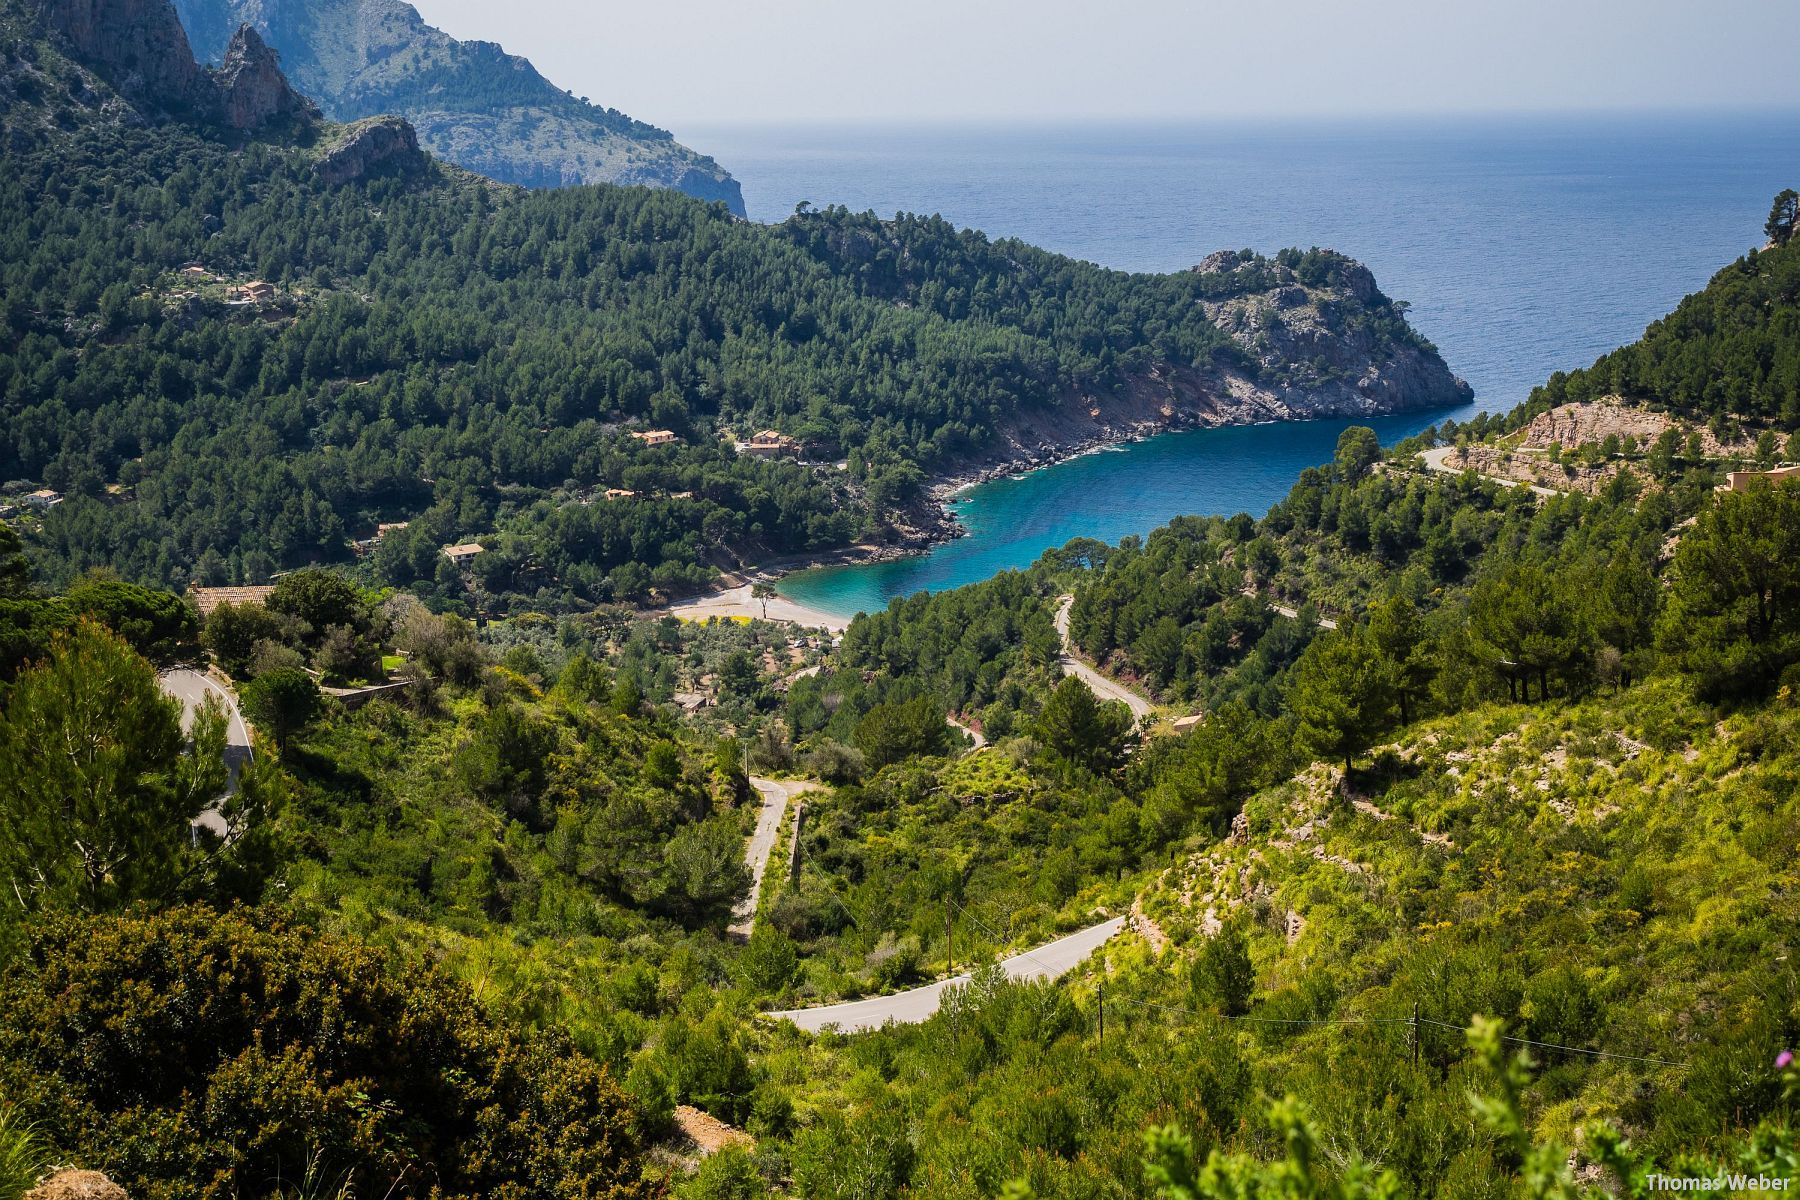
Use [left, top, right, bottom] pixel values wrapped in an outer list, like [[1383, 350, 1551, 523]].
[[39, 0, 210, 118], [315, 115, 423, 185], [215, 24, 318, 131], [1195, 249, 1471, 416], [24, 1170, 129, 1200], [35, 0, 319, 134]]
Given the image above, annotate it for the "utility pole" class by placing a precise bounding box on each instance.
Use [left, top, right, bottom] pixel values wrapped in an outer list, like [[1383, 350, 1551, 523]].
[[1097, 979, 1105, 1048], [1411, 1000, 1420, 1069], [946, 902, 954, 976]]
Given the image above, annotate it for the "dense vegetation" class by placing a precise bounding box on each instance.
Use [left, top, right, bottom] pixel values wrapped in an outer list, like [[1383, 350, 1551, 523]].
[[4, 3, 1800, 1193], [0, 906, 653, 1200], [0, 1, 1451, 610], [1068, 429, 1687, 713]]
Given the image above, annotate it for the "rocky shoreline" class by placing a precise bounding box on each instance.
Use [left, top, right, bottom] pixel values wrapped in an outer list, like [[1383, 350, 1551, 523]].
[[697, 385, 1469, 604]]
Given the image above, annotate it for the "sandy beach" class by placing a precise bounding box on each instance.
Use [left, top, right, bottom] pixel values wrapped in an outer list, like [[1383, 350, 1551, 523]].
[[664, 583, 852, 632]]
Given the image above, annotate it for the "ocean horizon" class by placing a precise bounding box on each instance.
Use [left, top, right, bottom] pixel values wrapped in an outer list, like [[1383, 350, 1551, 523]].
[[688, 111, 1800, 423], [693, 112, 1800, 615]]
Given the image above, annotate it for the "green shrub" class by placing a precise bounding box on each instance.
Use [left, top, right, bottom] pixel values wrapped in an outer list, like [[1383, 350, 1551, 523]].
[[0, 906, 652, 1200], [1190, 922, 1254, 1017]]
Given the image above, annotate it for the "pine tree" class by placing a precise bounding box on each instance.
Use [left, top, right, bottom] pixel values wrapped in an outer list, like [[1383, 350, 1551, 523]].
[[1036, 676, 1134, 772], [1766, 188, 1798, 248], [1287, 627, 1396, 772], [0, 621, 224, 915]]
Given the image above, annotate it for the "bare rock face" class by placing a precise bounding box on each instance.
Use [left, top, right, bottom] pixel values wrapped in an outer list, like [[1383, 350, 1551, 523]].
[[39, 0, 209, 117], [215, 23, 318, 130], [37, 0, 321, 134], [24, 1170, 130, 1200], [315, 115, 423, 185]]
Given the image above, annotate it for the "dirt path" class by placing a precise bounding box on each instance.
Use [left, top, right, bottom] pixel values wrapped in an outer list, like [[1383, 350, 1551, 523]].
[[946, 713, 988, 749], [158, 668, 251, 839], [764, 916, 1126, 1033]]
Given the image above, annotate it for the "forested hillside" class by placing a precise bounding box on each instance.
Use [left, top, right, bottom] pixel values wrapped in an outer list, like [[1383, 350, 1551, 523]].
[[4, 0, 1799, 1194], [171, 0, 747, 211], [4, 257, 1800, 1196], [0, 0, 1464, 607], [1510, 200, 1800, 427]]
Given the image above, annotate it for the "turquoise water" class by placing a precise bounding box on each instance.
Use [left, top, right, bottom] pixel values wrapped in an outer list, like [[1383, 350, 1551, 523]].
[[778, 413, 1438, 619], [684, 115, 1800, 618]]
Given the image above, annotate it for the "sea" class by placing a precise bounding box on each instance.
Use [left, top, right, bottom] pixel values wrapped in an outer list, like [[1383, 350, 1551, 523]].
[[682, 113, 1800, 619]]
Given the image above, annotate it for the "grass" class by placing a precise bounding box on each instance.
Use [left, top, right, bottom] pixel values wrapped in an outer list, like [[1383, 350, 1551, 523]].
[[0, 1106, 50, 1200]]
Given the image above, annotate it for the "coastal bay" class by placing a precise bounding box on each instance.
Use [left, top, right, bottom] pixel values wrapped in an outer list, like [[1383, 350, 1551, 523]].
[[778, 410, 1443, 620]]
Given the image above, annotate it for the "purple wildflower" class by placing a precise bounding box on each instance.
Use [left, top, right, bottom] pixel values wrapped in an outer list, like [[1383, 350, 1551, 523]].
[[1778, 1050, 1795, 1070]]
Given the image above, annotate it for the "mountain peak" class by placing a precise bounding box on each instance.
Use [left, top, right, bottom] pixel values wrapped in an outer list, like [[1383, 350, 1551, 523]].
[[33, 0, 319, 134], [170, 0, 747, 214], [216, 22, 318, 130]]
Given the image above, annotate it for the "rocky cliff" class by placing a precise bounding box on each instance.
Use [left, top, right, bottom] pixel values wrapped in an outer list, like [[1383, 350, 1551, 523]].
[[32, 0, 318, 132], [37, 0, 211, 118], [1195, 248, 1472, 416], [314, 113, 421, 185], [215, 23, 315, 129], [170, 0, 747, 215]]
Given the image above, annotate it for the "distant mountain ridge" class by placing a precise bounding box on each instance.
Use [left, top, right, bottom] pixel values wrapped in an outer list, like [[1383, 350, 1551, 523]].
[[170, 0, 746, 214]]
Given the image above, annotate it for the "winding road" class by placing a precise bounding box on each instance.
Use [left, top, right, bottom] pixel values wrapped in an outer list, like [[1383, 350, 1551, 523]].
[[157, 668, 252, 839], [1420, 446, 1563, 498], [730, 776, 820, 939], [946, 713, 988, 750], [1054, 596, 1154, 721], [763, 916, 1126, 1033]]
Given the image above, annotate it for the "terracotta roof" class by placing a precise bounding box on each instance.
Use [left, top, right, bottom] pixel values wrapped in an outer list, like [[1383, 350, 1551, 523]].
[[188, 584, 275, 616]]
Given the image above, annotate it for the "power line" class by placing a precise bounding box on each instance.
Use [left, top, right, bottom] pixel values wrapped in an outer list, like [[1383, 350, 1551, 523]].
[[1415, 1017, 1682, 1068]]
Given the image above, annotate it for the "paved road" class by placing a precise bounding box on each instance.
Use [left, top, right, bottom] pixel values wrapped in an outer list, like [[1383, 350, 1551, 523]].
[[157, 668, 251, 839], [1420, 446, 1562, 498], [946, 713, 988, 750], [1054, 596, 1154, 721], [764, 916, 1127, 1033], [729, 777, 820, 938]]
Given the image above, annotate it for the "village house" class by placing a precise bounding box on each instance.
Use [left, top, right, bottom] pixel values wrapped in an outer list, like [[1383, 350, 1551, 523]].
[[441, 542, 485, 566], [179, 265, 212, 282], [228, 280, 277, 305], [631, 429, 679, 447], [604, 488, 637, 500], [23, 489, 62, 508], [188, 584, 276, 618], [1721, 464, 1800, 492], [740, 429, 799, 457], [352, 523, 413, 557]]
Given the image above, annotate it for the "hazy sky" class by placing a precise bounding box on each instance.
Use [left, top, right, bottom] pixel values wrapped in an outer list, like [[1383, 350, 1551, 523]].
[[409, 0, 1791, 127]]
